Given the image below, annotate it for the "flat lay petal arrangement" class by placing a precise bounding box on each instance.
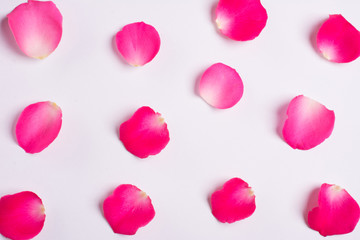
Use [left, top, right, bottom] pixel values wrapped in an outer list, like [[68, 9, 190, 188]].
[[1, 0, 360, 239]]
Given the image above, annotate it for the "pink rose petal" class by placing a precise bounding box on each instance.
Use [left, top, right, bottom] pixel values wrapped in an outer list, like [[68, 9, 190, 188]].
[[16, 101, 62, 154], [211, 178, 256, 223], [119, 106, 170, 158], [317, 15, 360, 63], [215, 0, 268, 41], [116, 22, 160, 66], [103, 184, 155, 235], [282, 95, 335, 150], [0, 191, 45, 240], [199, 63, 244, 109], [308, 184, 360, 236], [7, 0, 63, 59]]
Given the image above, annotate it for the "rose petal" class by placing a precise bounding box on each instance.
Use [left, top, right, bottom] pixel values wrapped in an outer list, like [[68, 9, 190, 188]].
[[115, 22, 160, 66], [103, 184, 155, 235], [199, 63, 244, 109], [7, 0, 63, 59], [282, 95, 335, 150], [0, 191, 45, 240], [215, 0, 268, 41], [16, 101, 62, 154], [317, 15, 360, 63], [211, 178, 256, 223], [317, 14, 360, 63], [308, 184, 360, 236], [119, 106, 170, 158]]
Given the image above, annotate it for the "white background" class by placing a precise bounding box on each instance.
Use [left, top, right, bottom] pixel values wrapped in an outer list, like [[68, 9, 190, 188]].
[[1, 0, 360, 239]]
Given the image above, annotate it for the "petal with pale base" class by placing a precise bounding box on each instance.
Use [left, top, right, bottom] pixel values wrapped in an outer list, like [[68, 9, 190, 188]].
[[16, 101, 62, 154], [308, 184, 360, 236], [0, 191, 45, 240], [317, 15, 360, 63], [199, 63, 244, 109], [215, 0, 268, 41], [282, 95, 335, 150], [116, 22, 160, 66], [211, 178, 256, 223], [7, 0, 63, 59], [119, 106, 170, 158], [103, 184, 155, 235]]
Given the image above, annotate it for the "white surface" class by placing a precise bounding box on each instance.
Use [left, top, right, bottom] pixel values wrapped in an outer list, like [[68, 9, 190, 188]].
[[1, 0, 360, 239]]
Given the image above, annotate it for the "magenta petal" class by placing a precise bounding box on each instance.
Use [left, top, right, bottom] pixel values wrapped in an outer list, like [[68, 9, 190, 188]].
[[199, 63, 244, 109], [7, 0, 63, 59], [317, 15, 360, 63], [119, 106, 170, 158], [215, 0, 268, 41], [103, 184, 155, 235], [308, 184, 360, 236], [116, 22, 160, 66], [0, 191, 45, 240], [282, 95, 335, 150], [16, 101, 62, 154], [211, 178, 256, 223]]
